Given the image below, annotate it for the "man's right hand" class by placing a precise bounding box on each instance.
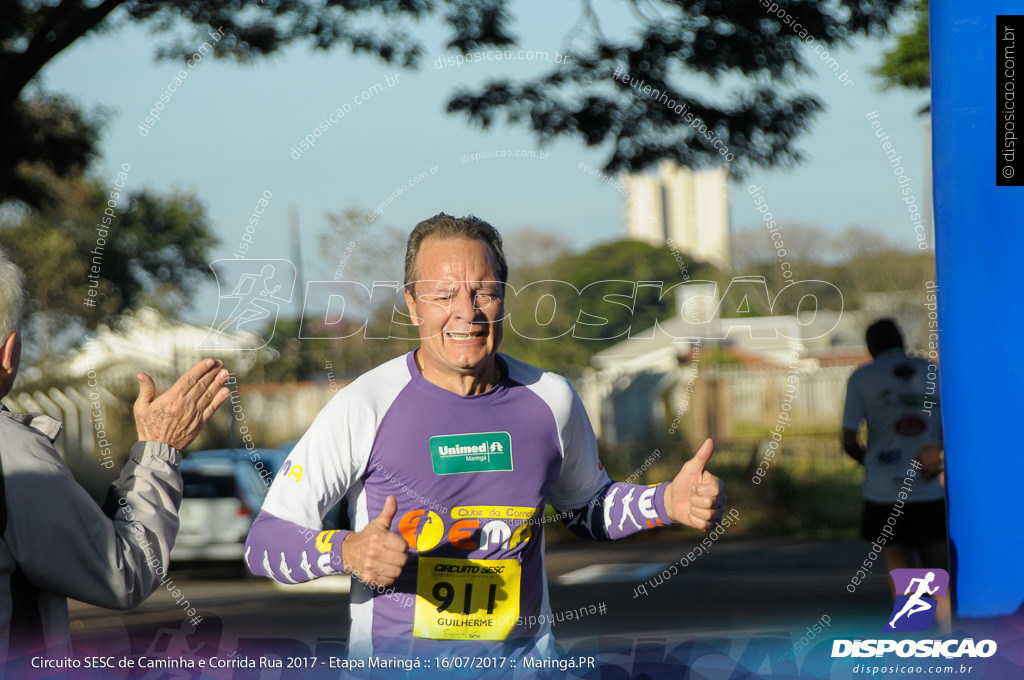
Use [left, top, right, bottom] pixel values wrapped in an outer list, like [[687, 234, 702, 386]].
[[341, 495, 409, 587]]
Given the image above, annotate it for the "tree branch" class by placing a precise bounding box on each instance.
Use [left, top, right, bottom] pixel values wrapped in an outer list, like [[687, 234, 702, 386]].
[[2, 0, 126, 102]]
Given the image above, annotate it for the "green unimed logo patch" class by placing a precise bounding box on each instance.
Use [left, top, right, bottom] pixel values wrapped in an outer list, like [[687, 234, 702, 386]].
[[429, 432, 513, 475]]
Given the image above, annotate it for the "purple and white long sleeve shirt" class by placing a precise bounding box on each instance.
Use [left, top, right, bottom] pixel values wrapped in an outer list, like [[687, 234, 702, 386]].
[[246, 351, 673, 658]]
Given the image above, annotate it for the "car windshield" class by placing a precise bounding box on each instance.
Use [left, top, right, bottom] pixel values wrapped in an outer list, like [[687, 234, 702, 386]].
[[182, 472, 237, 499]]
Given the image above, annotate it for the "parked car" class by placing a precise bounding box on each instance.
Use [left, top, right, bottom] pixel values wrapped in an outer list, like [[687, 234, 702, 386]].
[[171, 449, 269, 563], [250, 445, 288, 485], [170, 443, 351, 571]]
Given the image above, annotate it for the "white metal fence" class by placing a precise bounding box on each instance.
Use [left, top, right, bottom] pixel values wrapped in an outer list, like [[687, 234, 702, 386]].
[[711, 364, 855, 429]]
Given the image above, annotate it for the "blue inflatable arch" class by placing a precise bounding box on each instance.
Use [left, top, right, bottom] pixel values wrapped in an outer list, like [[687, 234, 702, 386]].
[[931, 2, 1024, 617]]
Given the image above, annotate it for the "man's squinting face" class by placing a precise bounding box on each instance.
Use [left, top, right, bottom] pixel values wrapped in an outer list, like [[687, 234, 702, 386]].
[[404, 237, 504, 381]]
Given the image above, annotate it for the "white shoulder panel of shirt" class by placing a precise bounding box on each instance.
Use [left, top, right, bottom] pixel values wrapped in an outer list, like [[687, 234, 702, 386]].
[[260, 353, 413, 526]]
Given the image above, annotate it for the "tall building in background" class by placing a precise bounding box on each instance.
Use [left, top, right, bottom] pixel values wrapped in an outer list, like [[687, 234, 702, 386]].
[[623, 161, 731, 271]]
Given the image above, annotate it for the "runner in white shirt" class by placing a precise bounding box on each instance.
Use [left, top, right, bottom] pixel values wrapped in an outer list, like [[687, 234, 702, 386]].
[[842, 318, 947, 577]]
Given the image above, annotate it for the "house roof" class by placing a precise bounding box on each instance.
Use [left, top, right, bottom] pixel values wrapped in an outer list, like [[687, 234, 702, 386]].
[[62, 307, 270, 381]]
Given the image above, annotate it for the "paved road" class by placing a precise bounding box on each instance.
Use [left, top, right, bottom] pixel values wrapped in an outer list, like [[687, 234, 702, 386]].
[[69, 535, 893, 655]]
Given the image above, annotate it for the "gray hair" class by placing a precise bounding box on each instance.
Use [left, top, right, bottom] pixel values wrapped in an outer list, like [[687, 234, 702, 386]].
[[404, 213, 508, 294], [0, 249, 26, 340]]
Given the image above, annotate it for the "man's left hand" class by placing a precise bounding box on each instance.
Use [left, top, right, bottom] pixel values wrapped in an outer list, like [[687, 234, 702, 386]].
[[134, 359, 231, 451], [663, 438, 726, 530], [915, 443, 944, 482]]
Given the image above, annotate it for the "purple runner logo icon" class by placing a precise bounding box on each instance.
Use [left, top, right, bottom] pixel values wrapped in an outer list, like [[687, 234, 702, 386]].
[[883, 568, 949, 632]]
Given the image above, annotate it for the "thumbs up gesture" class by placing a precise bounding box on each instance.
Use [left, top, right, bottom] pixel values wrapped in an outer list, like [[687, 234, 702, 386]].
[[340, 495, 409, 587], [664, 439, 727, 530]]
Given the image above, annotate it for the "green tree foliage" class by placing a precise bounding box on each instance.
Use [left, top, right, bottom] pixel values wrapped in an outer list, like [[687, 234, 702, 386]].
[[733, 223, 934, 311], [2, 0, 915, 207], [872, 0, 929, 112], [447, 0, 914, 175], [873, 0, 930, 90], [0, 173, 218, 359], [0, 93, 104, 209], [307, 220, 933, 378], [500, 239, 720, 375], [304, 226, 719, 377]]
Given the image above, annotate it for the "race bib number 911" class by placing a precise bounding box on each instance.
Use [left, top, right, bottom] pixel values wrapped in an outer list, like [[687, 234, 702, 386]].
[[413, 557, 520, 640]]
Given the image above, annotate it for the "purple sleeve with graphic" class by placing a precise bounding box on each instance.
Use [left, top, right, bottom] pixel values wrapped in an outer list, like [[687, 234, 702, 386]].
[[564, 481, 674, 540], [244, 511, 351, 583]]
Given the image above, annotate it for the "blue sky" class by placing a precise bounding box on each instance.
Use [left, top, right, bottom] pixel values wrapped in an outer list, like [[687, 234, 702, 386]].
[[38, 2, 929, 325]]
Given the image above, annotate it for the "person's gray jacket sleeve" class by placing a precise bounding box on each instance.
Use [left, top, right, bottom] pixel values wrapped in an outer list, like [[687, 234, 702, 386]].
[[3, 416, 183, 610]]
